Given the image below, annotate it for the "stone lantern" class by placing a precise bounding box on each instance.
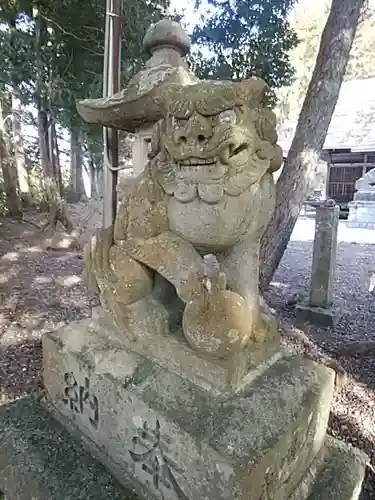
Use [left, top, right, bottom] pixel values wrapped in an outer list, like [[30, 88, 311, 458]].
[[77, 19, 197, 177]]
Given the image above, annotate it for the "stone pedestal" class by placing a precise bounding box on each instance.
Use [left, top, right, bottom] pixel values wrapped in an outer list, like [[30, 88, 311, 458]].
[[39, 308, 368, 500], [295, 300, 343, 328], [296, 202, 344, 327], [347, 167, 375, 228]]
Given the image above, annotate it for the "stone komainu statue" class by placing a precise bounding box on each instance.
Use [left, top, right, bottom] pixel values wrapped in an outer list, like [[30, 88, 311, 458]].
[[78, 77, 283, 362]]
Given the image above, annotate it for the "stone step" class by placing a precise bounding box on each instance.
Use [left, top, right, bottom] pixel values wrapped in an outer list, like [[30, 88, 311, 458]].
[[290, 436, 368, 500], [0, 396, 368, 500], [0, 396, 135, 500]]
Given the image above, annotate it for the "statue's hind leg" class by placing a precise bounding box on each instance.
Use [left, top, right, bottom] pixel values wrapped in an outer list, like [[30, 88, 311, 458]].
[[218, 238, 276, 344], [84, 228, 169, 340]]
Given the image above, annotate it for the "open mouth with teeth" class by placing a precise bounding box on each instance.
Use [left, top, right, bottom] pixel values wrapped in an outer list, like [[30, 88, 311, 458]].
[[179, 157, 217, 167], [176, 157, 225, 181], [176, 142, 249, 168]]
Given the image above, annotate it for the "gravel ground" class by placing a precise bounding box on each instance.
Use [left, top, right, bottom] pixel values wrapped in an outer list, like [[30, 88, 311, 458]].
[[0, 207, 374, 498], [265, 217, 375, 499]]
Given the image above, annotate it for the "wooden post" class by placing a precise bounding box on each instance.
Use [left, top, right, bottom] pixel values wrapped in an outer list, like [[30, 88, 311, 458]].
[[102, 0, 122, 228]]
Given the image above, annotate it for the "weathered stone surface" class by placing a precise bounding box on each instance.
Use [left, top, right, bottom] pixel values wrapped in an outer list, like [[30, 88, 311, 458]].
[[43, 315, 335, 500], [296, 202, 344, 328], [53, 306, 279, 393], [290, 436, 368, 500], [309, 203, 339, 308], [37, 17, 368, 500], [76, 20, 197, 132], [353, 167, 375, 202], [295, 298, 344, 328], [348, 200, 375, 225], [80, 77, 283, 368], [0, 396, 133, 500], [348, 168, 375, 226], [58, 18, 368, 500], [346, 219, 375, 229], [308, 436, 368, 500], [143, 19, 191, 56], [0, 395, 367, 500]]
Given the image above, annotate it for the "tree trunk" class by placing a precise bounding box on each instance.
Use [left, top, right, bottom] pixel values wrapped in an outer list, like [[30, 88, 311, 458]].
[[68, 128, 86, 202], [37, 106, 61, 215], [88, 152, 99, 198], [33, 7, 73, 233], [48, 121, 57, 181], [94, 150, 104, 196], [37, 108, 53, 179], [8, 10, 31, 209], [49, 119, 63, 196], [97, 165, 104, 196], [34, 8, 64, 217], [0, 95, 22, 217], [259, 0, 365, 291], [11, 92, 30, 207], [34, 9, 52, 184], [0, 137, 22, 217]]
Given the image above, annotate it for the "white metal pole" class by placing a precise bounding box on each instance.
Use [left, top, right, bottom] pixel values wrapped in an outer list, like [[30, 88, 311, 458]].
[[102, 0, 121, 228]]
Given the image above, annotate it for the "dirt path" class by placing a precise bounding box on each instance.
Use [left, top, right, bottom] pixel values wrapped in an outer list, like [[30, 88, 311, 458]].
[[0, 215, 92, 399], [0, 210, 374, 498]]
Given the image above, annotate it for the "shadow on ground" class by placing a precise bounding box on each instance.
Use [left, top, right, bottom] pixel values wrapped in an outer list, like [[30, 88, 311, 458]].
[[0, 217, 92, 404], [0, 338, 43, 399]]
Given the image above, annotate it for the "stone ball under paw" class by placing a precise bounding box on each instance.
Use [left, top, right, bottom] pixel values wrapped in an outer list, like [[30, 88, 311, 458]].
[[182, 290, 253, 359]]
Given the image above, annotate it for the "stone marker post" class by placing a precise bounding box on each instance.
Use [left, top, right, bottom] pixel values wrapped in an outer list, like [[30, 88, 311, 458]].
[[296, 200, 344, 327], [310, 200, 339, 308]]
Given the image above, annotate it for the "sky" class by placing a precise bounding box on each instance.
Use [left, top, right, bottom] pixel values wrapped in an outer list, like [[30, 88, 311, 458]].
[[170, 0, 375, 28], [169, 0, 202, 29]]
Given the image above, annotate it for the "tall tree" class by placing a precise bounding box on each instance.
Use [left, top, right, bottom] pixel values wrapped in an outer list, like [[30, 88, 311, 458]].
[[11, 93, 30, 206], [259, 0, 365, 290], [67, 128, 86, 202], [0, 0, 170, 209], [190, 0, 298, 93], [0, 91, 22, 217], [276, 0, 375, 123]]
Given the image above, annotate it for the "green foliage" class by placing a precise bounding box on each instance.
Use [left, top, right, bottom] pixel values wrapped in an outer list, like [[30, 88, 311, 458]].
[[0, 0, 171, 212], [275, 0, 375, 124], [0, 0, 170, 144], [191, 0, 299, 91], [345, 3, 375, 79]]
